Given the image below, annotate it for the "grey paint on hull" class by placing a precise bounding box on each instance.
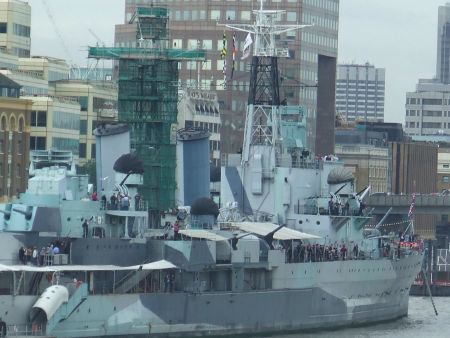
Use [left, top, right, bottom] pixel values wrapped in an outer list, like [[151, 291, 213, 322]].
[[224, 167, 252, 215], [32, 207, 62, 233], [70, 238, 147, 265], [51, 287, 409, 337]]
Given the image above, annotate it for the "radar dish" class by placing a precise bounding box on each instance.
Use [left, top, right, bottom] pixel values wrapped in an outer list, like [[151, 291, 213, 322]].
[[327, 167, 354, 185]]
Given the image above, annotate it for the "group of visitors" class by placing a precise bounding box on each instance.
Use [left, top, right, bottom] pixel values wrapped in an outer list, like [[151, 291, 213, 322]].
[[328, 198, 365, 216], [102, 192, 141, 211], [18, 237, 69, 266], [284, 241, 360, 263]]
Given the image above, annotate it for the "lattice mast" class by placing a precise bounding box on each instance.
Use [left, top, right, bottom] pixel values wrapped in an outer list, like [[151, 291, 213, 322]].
[[222, 0, 310, 165]]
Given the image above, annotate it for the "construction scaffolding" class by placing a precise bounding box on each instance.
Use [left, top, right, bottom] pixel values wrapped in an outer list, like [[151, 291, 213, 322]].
[[88, 7, 205, 215]]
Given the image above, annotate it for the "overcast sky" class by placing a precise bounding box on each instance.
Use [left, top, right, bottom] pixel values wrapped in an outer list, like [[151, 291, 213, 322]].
[[27, 0, 446, 125], [339, 0, 446, 124]]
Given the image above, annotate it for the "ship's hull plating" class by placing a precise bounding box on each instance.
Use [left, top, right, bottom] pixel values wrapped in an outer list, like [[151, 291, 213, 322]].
[[27, 253, 421, 337]]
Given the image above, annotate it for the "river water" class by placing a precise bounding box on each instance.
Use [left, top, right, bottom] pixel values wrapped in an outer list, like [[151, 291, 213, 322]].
[[265, 297, 448, 338]]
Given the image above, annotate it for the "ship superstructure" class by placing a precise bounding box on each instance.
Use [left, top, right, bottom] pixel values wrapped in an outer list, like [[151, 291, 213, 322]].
[[0, 2, 424, 337]]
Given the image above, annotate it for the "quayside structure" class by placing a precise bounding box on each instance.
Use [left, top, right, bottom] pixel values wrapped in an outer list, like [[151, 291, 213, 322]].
[[89, 7, 205, 221]]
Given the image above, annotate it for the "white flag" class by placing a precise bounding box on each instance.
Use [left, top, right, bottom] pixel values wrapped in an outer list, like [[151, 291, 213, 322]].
[[241, 33, 253, 60]]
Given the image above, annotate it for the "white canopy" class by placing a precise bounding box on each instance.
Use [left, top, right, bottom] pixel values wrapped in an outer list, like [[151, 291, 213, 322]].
[[179, 229, 229, 242], [0, 260, 176, 272], [231, 222, 320, 240]]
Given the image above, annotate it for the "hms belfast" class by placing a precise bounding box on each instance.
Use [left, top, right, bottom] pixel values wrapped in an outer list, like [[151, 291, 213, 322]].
[[0, 2, 423, 337]]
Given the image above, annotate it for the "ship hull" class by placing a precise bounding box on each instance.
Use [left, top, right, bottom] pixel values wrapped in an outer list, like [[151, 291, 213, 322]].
[[32, 253, 421, 337]]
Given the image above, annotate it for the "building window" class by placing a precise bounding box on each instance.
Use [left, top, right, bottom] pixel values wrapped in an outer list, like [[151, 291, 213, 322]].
[[444, 176, 449, 183], [201, 60, 212, 70], [31, 111, 47, 127], [287, 12, 297, 22], [217, 59, 224, 71], [80, 120, 87, 135], [16, 164, 20, 178], [241, 11, 251, 21], [226, 10, 236, 20], [202, 40, 212, 50], [210, 10, 220, 20], [79, 143, 87, 158], [91, 144, 96, 159], [75, 97, 88, 111], [0, 163, 2, 176], [0, 22, 7, 34], [187, 61, 197, 70], [17, 140, 22, 155], [1, 117, 5, 131], [18, 118, 23, 132], [187, 39, 199, 50], [172, 39, 182, 49], [13, 23, 30, 37], [30, 136, 46, 150], [444, 164, 449, 168]]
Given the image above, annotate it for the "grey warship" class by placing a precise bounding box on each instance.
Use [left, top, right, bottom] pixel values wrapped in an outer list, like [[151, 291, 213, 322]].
[[0, 2, 423, 337]]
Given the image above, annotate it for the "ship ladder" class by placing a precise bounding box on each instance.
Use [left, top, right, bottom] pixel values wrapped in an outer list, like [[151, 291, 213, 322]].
[[14, 271, 25, 295]]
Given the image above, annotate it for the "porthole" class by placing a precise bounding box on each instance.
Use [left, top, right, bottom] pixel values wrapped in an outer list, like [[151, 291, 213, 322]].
[[316, 221, 320, 225], [299, 220, 303, 224]]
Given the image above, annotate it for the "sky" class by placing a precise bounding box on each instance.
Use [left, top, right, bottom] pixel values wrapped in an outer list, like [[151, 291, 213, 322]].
[[338, 0, 446, 124], [26, 0, 446, 125]]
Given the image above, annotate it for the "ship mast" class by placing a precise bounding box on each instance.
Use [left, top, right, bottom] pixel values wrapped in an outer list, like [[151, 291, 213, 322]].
[[222, 0, 310, 165]]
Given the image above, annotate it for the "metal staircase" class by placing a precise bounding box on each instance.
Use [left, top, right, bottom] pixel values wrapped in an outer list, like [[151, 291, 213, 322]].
[[114, 270, 150, 294]]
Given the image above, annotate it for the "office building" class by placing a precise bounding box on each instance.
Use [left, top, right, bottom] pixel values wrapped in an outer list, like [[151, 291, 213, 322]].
[[437, 3, 450, 84], [437, 146, 450, 193], [336, 63, 385, 122], [334, 144, 390, 194], [405, 79, 450, 136], [19, 56, 70, 81], [0, 52, 118, 164], [177, 87, 221, 166], [27, 96, 81, 156], [115, 0, 340, 156], [0, 73, 31, 202], [53, 81, 118, 165], [0, 0, 30, 57], [406, 4, 450, 137]]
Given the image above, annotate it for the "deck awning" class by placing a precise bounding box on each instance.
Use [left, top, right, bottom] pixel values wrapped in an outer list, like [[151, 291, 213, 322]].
[[179, 229, 229, 242], [0, 260, 176, 272], [231, 222, 320, 240]]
